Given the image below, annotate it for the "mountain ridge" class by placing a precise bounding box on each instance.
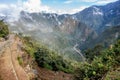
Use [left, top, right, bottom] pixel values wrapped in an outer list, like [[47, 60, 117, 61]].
[[1, 0, 120, 60]]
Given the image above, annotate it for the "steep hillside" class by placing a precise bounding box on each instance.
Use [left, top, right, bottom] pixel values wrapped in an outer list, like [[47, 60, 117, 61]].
[[74, 5, 104, 32], [74, 40, 120, 80], [0, 0, 120, 80], [0, 34, 74, 80], [7, 11, 95, 61], [74, 0, 120, 33], [80, 25, 120, 50], [0, 21, 74, 80], [5, 0, 119, 57], [0, 35, 29, 80]]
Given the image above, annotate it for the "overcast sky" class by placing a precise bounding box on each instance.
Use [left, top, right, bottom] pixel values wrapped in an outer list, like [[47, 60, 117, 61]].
[[0, 0, 118, 14]]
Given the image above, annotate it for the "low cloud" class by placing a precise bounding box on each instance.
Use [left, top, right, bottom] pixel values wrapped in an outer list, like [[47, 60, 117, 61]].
[[0, 0, 55, 21], [0, 0, 54, 14], [0, 0, 84, 16], [56, 6, 88, 14], [82, 0, 97, 2], [23, 0, 52, 13], [0, 0, 118, 18], [0, 4, 22, 21], [67, 0, 117, 3], [95, 0, 118, 5], [64, 0, 73, 4], [70, 6, 88, 14]]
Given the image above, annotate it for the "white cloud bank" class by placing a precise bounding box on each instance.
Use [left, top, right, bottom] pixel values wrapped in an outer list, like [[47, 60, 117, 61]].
[[0, 0, 87, 17], [95, 0, 118, 5], [65, 6, 88, 14], [0, 0, 55, 21], [0, 4, 22, 21], [0, 0, 118, 20], [23, 0, 53, 13], [64, 0, 73, 4], [0, 0, 55, 14], [71, 0, 117, 3]]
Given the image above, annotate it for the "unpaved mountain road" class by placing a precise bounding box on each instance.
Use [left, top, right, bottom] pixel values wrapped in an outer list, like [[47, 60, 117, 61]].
[[0, 35, 73, 80], [0, 34, 29, 80], [73, 43, 86, 62]]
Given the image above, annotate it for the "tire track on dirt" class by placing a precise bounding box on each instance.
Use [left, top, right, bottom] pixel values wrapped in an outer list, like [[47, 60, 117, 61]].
[[10, 35, 29, 80], [0, 35, 29, 80], [9, 45, 19, 80]]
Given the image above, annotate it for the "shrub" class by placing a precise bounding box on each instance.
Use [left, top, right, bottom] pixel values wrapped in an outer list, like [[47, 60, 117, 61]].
[[34, 47, 74, 73], [74, 40, 120, 80], [22, 36, 74, 73], [0, 20, 9, 39], [17, 56, 23, 65]]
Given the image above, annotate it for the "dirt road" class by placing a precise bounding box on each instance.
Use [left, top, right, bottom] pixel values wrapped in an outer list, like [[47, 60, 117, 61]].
[[73, 43, 86, 61], [0, 35, 29, 80]]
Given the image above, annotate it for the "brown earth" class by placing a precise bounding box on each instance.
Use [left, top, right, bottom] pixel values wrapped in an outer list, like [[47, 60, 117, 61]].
[[35, 66, 73, 80], [0, 35, 29, 80], [0, 34, 73, 80]]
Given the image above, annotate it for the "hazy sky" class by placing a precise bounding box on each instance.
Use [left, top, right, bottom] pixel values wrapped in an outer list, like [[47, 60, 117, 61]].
[[0, 0, 118, 14]]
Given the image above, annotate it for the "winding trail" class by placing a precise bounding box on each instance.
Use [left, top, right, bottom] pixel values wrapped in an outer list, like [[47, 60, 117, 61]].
[[73, 43, 86, 62], [9, 44, 19, 80], [0, 34, 29, 80]]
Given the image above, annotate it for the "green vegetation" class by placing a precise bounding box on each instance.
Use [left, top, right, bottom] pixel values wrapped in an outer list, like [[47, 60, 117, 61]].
[[84, 44, 104, 62], [0, 20, 9, 39], [34, 48, 74, 73], [21, 36, 38, 58], [21, 36, 74, 73], [80, 26, 120, 51], [74, 40, 120, 80], [105, 67, 120, 80], [17, 56, 23, 65], [20, 33, 120, 79]]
